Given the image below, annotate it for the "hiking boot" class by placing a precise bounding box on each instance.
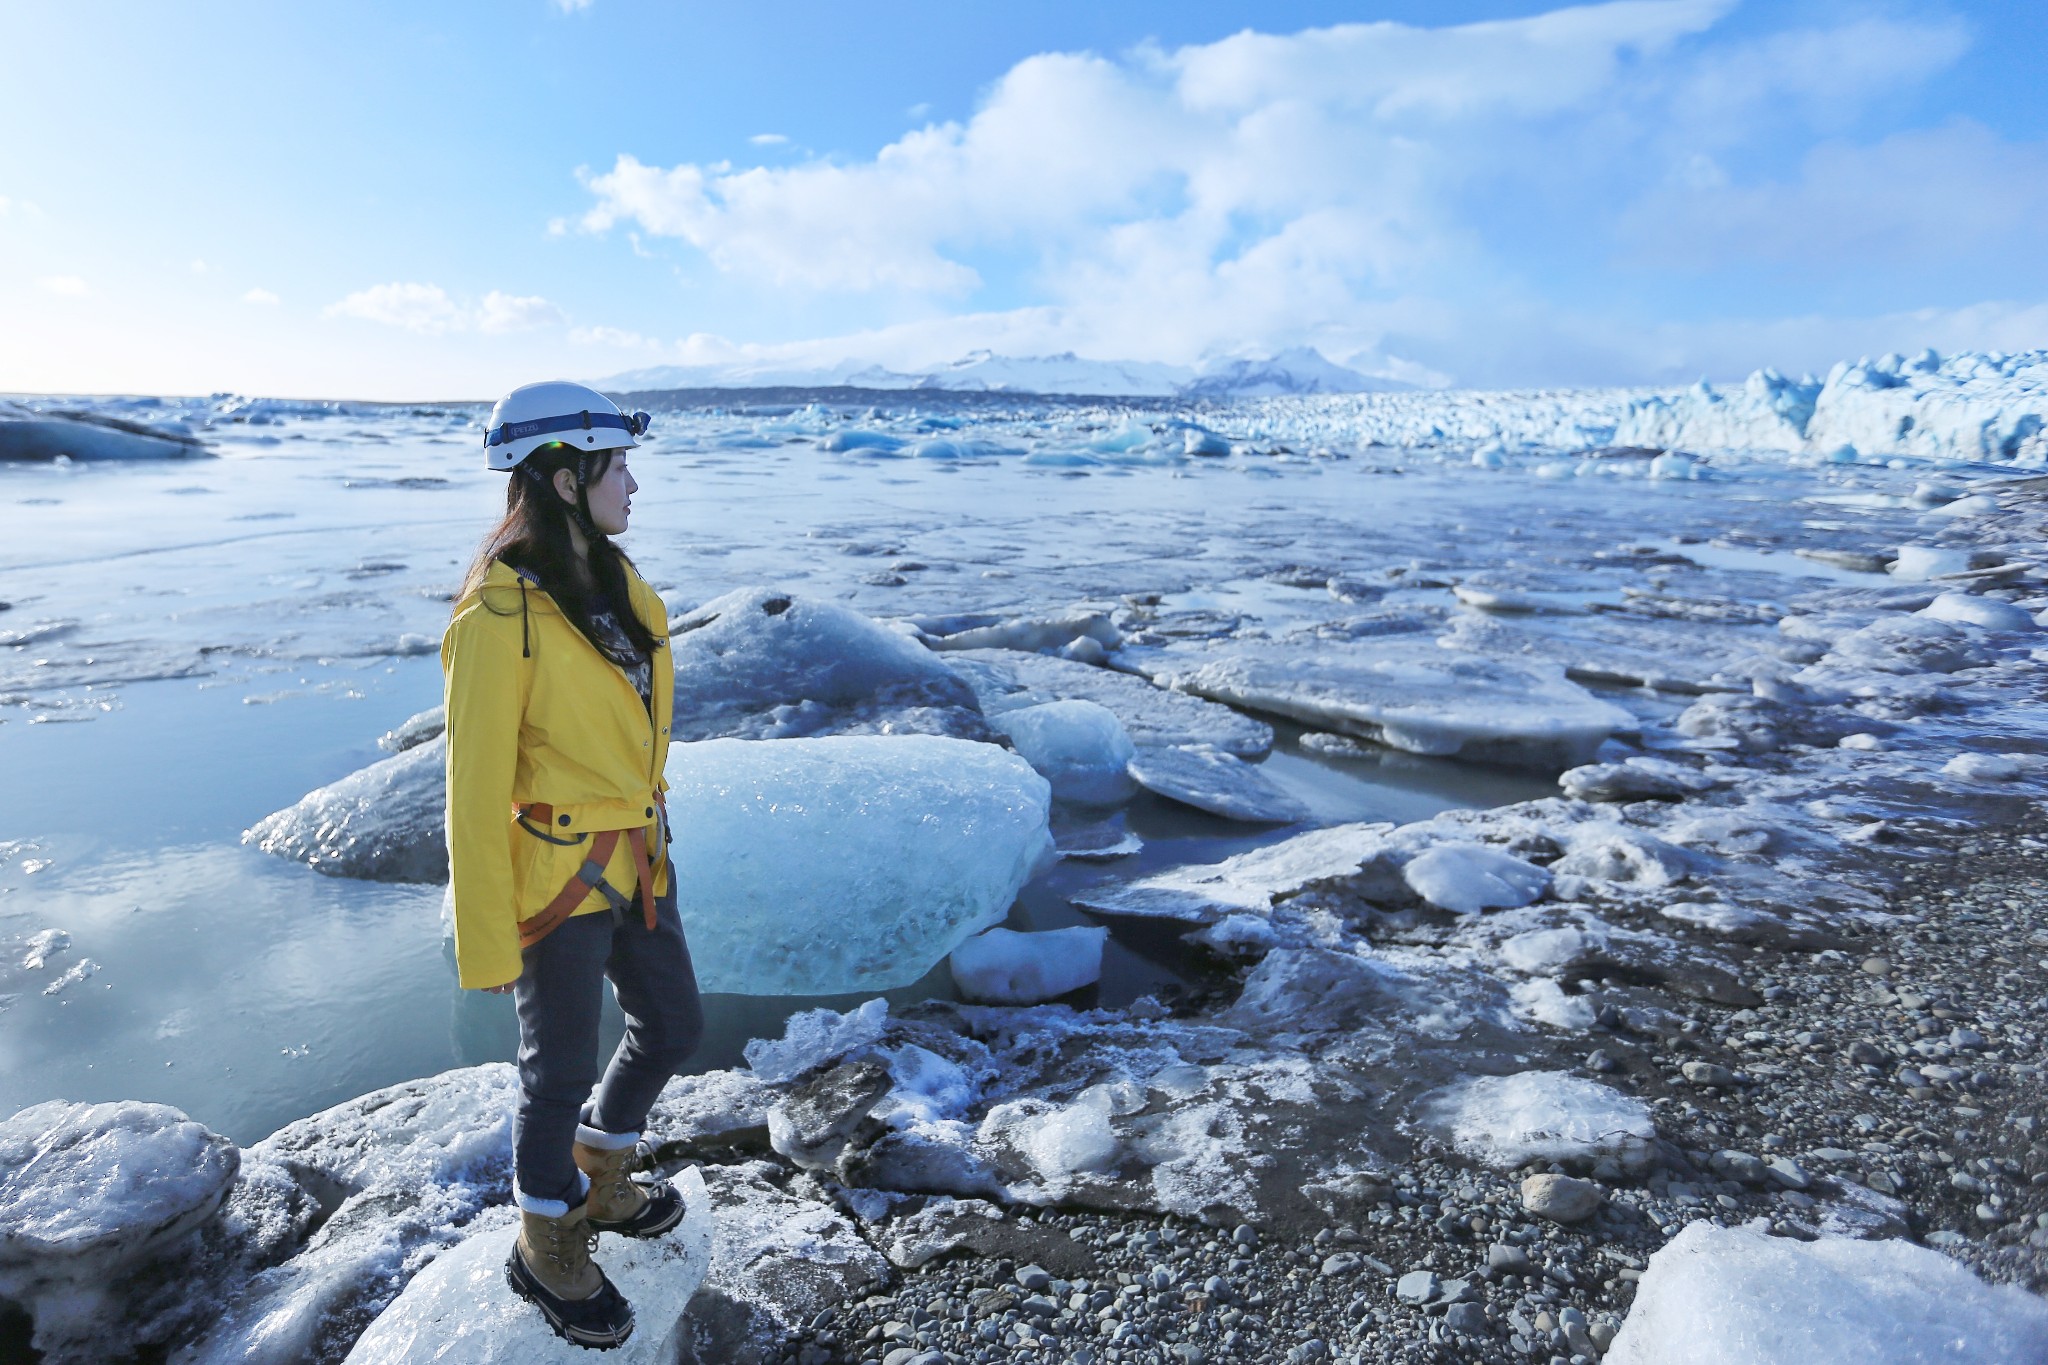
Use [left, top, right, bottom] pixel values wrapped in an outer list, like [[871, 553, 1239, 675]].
[[576, 1139, 685, 1238], [504, 1204, 634, 1350]]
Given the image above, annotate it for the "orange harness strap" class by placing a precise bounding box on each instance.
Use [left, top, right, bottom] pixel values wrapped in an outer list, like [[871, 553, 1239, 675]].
[[516, 804, 659, 949]]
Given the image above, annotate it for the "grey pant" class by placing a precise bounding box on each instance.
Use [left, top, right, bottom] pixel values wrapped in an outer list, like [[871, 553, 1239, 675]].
[[512, 870, 702, 1210]]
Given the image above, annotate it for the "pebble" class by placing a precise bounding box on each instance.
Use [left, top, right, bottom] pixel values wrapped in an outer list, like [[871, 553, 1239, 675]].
[[1522, 1172, 1602, 1223], [1764, 1156, 1811, 1190], [1710, 1149, 1768, 1184], [1860, 956, 1892, 976], [1015, 1263, 1051, 1292], [1445, 1301, 1489, 1335], [1681, 1061, 1738, 1087], [1396, 1269, 1441, 1303], [1320, 1251, 1362, 1277], [1232, 1224, 1258, 1247], [1487, 1241, 1532, 1273], [1847, 1040, 1887, 1067]]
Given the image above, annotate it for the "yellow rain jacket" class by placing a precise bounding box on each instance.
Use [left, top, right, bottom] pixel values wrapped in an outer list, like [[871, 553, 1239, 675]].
[[442, 558, 673, 989]]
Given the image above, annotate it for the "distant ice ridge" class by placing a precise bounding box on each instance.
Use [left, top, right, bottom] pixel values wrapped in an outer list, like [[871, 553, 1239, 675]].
[[1230, 348, 2048, 467], [598, 346, 1409, 399], [1615, 349, 2048, 466]]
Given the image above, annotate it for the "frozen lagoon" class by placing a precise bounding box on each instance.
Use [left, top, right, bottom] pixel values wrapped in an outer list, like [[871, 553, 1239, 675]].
[[3, 373, 2047, 1361]]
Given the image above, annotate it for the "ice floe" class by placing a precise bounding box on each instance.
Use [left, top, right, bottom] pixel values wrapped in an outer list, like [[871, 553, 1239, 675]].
[[0, 1101, 237, 1361], [1124, 744, 1309, 823], [1140, 641, 1635, 770], [944, 647, 1272, 756]]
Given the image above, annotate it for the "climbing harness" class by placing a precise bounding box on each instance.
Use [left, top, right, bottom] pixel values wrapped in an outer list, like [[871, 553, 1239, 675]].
[[514, 797, 666, 947]]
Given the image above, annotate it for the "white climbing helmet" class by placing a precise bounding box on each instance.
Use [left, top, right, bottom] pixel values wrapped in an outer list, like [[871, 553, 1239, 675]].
[[483, 380, 650, 472]]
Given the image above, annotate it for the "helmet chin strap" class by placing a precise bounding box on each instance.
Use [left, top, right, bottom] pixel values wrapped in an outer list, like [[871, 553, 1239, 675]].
[[569, 452, 602, 542], [525, 457, 602, 543]]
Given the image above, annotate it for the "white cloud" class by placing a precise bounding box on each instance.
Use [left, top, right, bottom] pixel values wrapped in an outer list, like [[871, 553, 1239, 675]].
[[748, 133, 788, 146], [242, 287, 281, 305], [324, 282, 561, 334], [573, 1, 2027, 385], [569, 325, 659, 349], [552, 0, 595, 11], [39, 275, 89, 296], [1621, 122, 2048, 269], [326, 282, 465, 333], [477, 289, 564, 333], [189, 259, 210, 274], [1671, 16, 1971, 138]]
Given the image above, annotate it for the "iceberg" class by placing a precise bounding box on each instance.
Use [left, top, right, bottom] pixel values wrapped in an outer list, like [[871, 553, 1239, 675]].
[[665, 736, 1052, 995], [1606, 1221, 2048, 1364], [987, 699, 1137, 806], [243, 737, 447, 883], [0, 410, 211, 461], [669, 587, 990, 741], [1144, 641, 1634, 770]]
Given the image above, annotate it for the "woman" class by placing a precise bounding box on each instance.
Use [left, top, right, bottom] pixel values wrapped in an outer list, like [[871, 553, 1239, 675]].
[[442, 380, 702, 1350]]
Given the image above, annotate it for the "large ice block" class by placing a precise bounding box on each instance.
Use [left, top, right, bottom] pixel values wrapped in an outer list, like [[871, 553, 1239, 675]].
[[666, 736, 1053, 994]]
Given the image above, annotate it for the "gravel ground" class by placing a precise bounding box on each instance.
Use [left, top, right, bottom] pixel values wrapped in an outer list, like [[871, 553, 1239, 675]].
[[746, 814, 2048, 1365]]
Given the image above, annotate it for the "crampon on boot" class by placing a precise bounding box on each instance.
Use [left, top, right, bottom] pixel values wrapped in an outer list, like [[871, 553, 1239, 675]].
[[504, 1204, 634, 1350], [575, 1137, 685, 1238]]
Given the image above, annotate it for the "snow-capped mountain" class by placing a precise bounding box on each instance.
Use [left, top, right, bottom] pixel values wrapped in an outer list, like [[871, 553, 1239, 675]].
[[1182, 346, 1412, 397], [596, 347, 1409, 399]]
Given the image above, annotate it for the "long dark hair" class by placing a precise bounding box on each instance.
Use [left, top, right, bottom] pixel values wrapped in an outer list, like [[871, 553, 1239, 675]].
[[457, 443, 661, 664]]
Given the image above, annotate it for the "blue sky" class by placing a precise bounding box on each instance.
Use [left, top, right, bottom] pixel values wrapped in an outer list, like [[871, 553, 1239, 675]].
[[3, 0, 2045, 398]]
